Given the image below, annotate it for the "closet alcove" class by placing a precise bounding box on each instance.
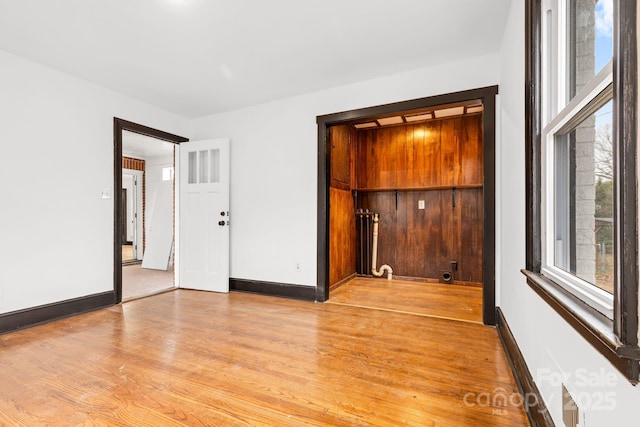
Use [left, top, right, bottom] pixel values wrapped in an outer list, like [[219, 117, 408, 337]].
[[329, 102, 484, 288]]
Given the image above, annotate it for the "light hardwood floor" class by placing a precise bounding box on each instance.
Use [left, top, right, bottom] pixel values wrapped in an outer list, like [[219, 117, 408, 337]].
[[329, 276, 483, 324], [122, 244, 135, 261], [0, 290, 528, 426]]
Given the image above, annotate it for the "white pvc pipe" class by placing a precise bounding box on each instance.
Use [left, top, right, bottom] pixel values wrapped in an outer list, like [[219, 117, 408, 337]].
[[371, 213, 393, 280]]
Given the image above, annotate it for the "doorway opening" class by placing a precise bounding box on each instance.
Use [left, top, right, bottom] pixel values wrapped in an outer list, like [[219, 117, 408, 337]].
[[122, 161, 143, 265], [316, 86, 497, 325], [113, 119, 188, 303]]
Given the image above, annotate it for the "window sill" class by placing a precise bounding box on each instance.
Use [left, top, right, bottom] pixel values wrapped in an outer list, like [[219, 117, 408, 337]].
[[522, 269, 640, 385]]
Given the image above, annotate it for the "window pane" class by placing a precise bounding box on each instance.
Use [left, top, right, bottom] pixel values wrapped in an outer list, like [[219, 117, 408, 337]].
[[209, 149, 220, 183], [554, 100, 613, 293], [188, 151, 197, 184], [198, 150, 208, 183], [162, 167, 174, 181], [568, 0, 613, 100]]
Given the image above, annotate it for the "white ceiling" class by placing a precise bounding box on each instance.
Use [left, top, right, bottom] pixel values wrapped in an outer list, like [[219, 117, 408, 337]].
[[0, 0, 511, 118], [123, 130, 175, 159]]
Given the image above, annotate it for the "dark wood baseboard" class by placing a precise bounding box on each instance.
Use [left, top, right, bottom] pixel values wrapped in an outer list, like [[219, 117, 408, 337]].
[[495, 307, 555, 427], [391, 275, 483, 288], [330, 273, 357, 292], [230, 278, 316, 301], [0, 291, 115, 334]]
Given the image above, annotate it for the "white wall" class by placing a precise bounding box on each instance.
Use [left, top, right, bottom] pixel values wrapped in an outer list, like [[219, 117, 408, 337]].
[[498, 2, 640, 425], [0, 49, 189, 314], [190, 54, 501, 287]]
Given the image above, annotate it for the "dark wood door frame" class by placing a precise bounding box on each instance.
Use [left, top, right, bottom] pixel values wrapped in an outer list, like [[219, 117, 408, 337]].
[[113, 118, 188, 303], [316, 86, 499, 325]]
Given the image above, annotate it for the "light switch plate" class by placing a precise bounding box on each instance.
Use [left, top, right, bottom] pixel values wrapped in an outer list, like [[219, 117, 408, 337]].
[[418, 200, 425, 209]]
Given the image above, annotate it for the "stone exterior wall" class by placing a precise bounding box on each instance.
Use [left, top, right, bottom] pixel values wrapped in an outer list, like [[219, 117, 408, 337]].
[[573, 0, 596, 284]]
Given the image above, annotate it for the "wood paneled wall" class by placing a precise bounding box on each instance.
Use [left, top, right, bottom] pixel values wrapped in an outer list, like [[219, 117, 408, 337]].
[[357, 116, 483, 189], [330, 187, 356, 286], [329, 125, 356, 286], [355, 114, 483, 282], [356, 189, 482, 282], [122, 156, 145, 171]]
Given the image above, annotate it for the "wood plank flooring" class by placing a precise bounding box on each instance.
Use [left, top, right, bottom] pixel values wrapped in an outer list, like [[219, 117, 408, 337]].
[[329, 276, 483, 323], [0, 290, 528, 426], [122, 245, 134, 261]]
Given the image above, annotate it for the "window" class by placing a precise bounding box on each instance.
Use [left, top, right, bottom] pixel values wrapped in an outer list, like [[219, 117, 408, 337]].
[[526, 0, 639, 382], [162, 167, 174, 181], [541, 0, 614, 314], [186, 149, 221, 184], [552, 100, 613, 297]]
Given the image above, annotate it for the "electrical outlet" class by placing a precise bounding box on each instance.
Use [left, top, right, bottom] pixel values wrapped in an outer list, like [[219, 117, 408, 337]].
[[418, 200, 425, 210], [295, 262, 301, 272]]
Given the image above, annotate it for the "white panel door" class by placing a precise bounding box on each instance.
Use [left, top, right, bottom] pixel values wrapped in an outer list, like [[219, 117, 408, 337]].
[[179, 138, 230, 292]]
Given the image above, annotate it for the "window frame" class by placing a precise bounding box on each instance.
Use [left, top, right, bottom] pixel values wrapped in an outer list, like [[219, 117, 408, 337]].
[[541, 76, 614, 317], [525, 0, 640, 384]]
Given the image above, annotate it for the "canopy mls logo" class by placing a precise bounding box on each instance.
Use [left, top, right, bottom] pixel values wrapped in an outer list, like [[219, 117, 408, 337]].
[[462, 387, 541, 416], [462, 368, 619, 416], [537, 368, 618, 412]]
